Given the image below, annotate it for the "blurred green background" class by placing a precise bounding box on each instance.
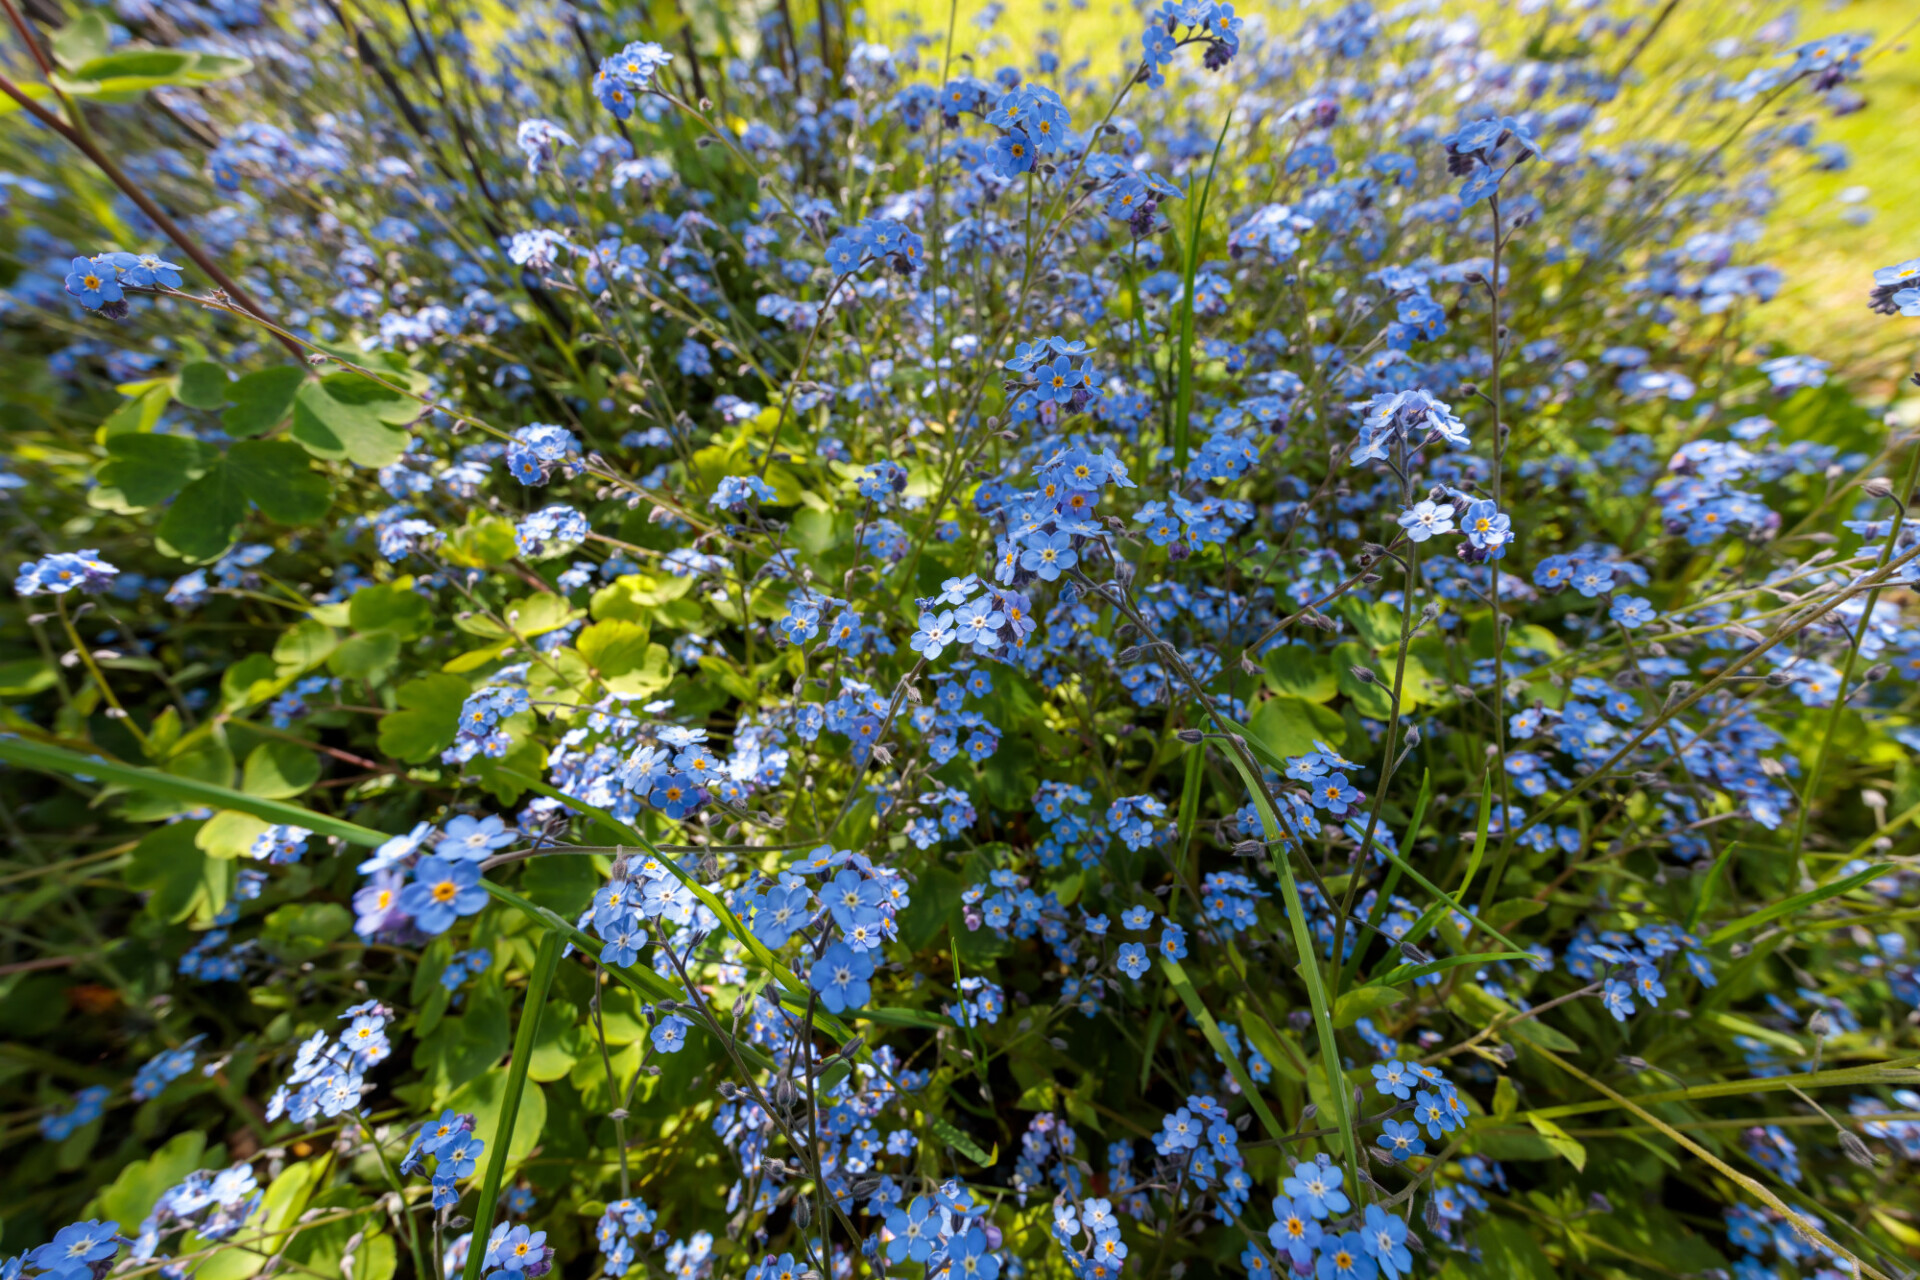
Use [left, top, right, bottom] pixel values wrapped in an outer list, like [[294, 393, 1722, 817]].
[[870, 0, 1920, 388]]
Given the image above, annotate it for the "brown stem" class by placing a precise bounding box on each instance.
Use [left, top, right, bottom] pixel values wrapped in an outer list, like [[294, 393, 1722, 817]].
[[0, 70, 304, 358]]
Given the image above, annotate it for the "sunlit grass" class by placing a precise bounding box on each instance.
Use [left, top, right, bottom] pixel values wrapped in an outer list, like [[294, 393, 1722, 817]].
[[871, 0, 1920, 386]]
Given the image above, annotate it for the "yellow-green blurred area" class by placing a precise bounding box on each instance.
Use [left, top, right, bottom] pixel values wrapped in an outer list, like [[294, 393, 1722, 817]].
[[868, 0, 1920, 385]]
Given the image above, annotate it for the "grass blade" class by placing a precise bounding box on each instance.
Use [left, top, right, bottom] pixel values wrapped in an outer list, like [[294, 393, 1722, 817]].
[[461, 928, 561, 1280], [0, 735, 386, 846], [1702, 862, 1890, 945], [1211, 743, 1362, 1189], [1161, 955, 1286, 1143], [1171, 109, 1232, 471], [1367, 950, 1537, 989], [1367, 773, 1494, 981], [1341, 769, 1431, 990]]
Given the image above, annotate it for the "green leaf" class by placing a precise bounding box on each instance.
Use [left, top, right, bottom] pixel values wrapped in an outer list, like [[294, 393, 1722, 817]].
[[241, 740, 321, 799], [1249, 694, 1346, 760], [261, 902, 354, 962], [193, 1157, 322, 1280], [1449, 982, 1579, 1053], [90, 1130, 207, 1226], [1526, 1113, 1588, 1171], [101, 385, 170, 436], [1481, 898, 1546, 931], [927, 1114, 993, 1166], [52, 12, 111, 70], [175, 359, 233, 409], [221, 653, 285, 710], [273, 619, 338, 674], [328, 631, 401, 681], [222, 367, 306, 438], [349, 578, 433, 639], [124, 821, 224, 923], [1385, 772, 1494, 966], [527, 999, 584, 1082], [72, 49, 194, 80], [1334, 642, 1396, 717], [195, 809, 270, 860], [456, 594, 578, 640], [182, 51, 251, 82], [576, 619, 652, 676], [1704, 862, 1890, 945], [443, 515, 520, 568], [1263, 644, 1338, 702], [156, 461, 247, 561], [378, 673, 471, 764], [291, 376, 413, 467], [1472, 1216, 1558, 1280], [96, 432, 208, 510], [1333, 982, 1407, 1027], [0, 658, 57, 697], [606, 644, 673, 698], [228, 439, 331, 525]]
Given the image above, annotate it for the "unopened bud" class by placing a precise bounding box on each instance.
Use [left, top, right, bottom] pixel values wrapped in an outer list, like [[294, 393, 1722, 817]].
[[1862, 476, 1895, 498], [1349, 665, 1378, 685], [1176, 729, 1205, 744], [1840, 1130, 1877, 1167]]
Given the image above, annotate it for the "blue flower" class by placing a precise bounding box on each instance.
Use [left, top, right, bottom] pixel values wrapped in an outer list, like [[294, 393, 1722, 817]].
[[1316, 1231, 1378, 1280], [950, 1227, 999, 1280], [1282, 1158, 1350, 1218], [884, 1195, 938, 1262], [1116, 942, 1150, 979], [650, 1014, 691, 1054], [442, 814, 516, 860], [1359, 1205, 1412, 1280], [122, 253, 183, 288], [751, 883, 812, 949], [1020, 531, 1077, 580], [1461, 499, 1512, 556], [1412, 1088, 1459, 1140], [1267, 1196, 1323, 1267], [988, 131, 1035, 178], [910, 609, 957, 661], [63, 257, 124, 309], [809, 942, 874, 1013], [30, 1221, 120, 1277], [1610, 595, 1656, 628], [398, 856, 489, 934], [1375, 1119, 1426, 1163], [1397, 499, 1456, 542], [440, 1134, 483, 1179]]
